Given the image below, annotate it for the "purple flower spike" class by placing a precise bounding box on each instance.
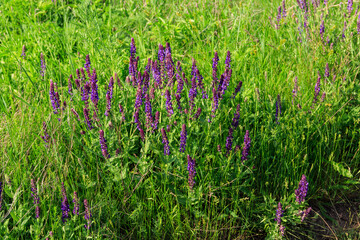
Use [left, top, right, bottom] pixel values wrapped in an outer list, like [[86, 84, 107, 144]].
[[68, 75, 73, 96], [325, 63, 330, 78], [134, 84, 143, 110], [348, 0, 353, 15], [313, 73, 321, 103], [342, 21, 347, 38], [212, 51, 219, 85], [189, 77, 197, 110], [241, 130, 251, 162], [187, 155, 196, 190], [144, 94, 153, 128], [40, 122, 50, 147], [105, 93, 111, 116], [295, 174, 308, 204], [357, 14, 360, 34], [99, 130, 110, 159], [84, 55, 91, 77], [321, 92, 326, 102], [130, 38, 136, 58], [83, 108, 93, 130], [90, 69, 99, 109], [225, 51, 231, 69], [81, 82, 91, 108], [165, 53, 174, 85], [21, 45, 26, 59], [61, 183, 70, 223], [84, 199, 91, 229], [73, 191, 79, 215], [275, 202, 283, 225], [176, 62, 184, 95], [320, 20, 325, 41], [161, 128, 170, 155], [40, 53, 46, 77], [282, 0, 286, 18], [180, 124, 187, 153], [119, 103, 125, 120], [279, 225, 285, 236], [231, 104, 240, 128], [152, 111, 160, 130], [71, 108, 80, 121], [133, 109, 140, 130], [193, 107, 202, 119], [31, 179, 40, 219], [175, 94, 182, 111], [300, 207, 312, 222], [165, 89, 174, 116], [225, 127, 234, 155], [276, 6, 282, 28], [140, 128, 145, 142], [232, 81, 243, 98], [49, 80, 60, 114]]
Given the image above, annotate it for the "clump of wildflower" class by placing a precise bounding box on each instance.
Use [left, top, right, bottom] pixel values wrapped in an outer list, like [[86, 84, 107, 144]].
[[49, 80, 60, 114], [73, 191, 79, 215], [99, 130, 110, 159], [180, 124, 187, 153], [40, 53, 46, 77], [165, 89, 174, 116], [84, 199, 91, 229], [161, 128, 170, 155], [295, 174, 308, 204], [241, 130, 251, 162], [83, 108, 93, 130], [31, 179, 40, 218], [187, 155, 196, 190], [61, 183, 70, 223], [40, 122, 50, 147]]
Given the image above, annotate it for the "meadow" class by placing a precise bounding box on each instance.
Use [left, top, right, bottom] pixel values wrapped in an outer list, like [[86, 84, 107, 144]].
[[0, 0, 360, 239]]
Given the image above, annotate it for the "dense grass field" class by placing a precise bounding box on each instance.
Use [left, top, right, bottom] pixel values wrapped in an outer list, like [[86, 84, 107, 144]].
[[0, 0, 360, 239]]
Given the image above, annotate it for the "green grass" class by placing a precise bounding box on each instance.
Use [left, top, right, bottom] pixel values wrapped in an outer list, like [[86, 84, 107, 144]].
[[0, 0, 359, 239]]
